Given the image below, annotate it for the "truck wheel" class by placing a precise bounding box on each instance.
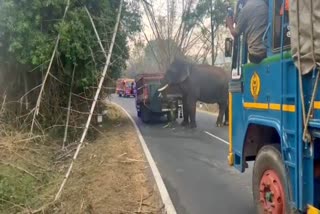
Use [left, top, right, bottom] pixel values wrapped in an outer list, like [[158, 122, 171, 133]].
[[253, 144, 297, 214], [141, 106, 150, 123]]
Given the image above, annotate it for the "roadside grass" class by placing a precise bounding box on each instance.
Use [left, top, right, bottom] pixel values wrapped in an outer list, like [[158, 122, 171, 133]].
[[0, 132, 60, 213], [0, 103, 162, 213]]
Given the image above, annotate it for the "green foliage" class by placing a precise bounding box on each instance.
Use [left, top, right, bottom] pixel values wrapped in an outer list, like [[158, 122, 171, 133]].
[[0, 0, 141, 90], [186, 0, 235, 31], [0, 166, 37, 213]]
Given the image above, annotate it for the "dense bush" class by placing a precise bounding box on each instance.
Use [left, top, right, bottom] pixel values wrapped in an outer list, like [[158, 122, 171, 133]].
[[0, 0, 141, 130], [0, 0, 141, 90]]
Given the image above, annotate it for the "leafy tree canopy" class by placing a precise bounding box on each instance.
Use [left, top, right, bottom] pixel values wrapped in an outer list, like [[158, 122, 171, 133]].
[[0, 0, 142, 89], [186, 0, 235, 31]]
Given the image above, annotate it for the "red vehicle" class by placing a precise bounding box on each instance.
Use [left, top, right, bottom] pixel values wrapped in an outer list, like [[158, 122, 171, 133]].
[[115, 78, 135, 97]]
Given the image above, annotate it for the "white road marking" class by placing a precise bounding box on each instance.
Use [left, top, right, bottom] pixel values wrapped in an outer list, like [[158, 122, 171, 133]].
[[204, 131, 229, 145], [111, 102, 177, 214]]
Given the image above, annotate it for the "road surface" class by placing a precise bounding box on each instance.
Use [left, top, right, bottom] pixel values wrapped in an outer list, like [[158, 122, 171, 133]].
[[111, 95, 255, 214]]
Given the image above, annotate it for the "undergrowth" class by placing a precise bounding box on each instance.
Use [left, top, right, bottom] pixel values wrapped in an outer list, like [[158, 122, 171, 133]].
[[0, 101, 123, 213], [0, 131, 60, 213]]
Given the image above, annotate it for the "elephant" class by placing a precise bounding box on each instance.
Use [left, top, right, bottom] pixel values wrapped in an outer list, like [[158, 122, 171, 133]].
[[158, 56, 230, 128]]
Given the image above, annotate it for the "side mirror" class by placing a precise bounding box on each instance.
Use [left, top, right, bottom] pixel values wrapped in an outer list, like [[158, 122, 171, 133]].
[[225, 38, 233, 57]]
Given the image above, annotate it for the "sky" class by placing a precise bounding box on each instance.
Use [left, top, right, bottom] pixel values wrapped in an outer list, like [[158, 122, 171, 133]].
[[128, 0, 231, 65]]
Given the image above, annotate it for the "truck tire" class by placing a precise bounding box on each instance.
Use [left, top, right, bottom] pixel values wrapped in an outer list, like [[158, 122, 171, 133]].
[[141, 105, 151, 123], [252, 144, 298, 214]]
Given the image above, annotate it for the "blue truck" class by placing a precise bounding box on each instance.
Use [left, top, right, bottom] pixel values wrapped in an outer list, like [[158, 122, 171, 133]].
[[226, 0, 320, 213]]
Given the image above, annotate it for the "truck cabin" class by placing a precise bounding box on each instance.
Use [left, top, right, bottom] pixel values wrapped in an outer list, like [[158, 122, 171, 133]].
[[226, 0, 320, 212]]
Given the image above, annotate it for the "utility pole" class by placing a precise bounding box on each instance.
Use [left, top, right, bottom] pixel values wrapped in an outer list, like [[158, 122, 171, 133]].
[[210, 0, 215, 65]]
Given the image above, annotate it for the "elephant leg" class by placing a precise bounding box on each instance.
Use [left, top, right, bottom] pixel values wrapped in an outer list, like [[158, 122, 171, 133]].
[[217, 102, 227, 127], [224, 105, 229, 126], [188, 97, 197, 128], [181, 96, 189, 127]]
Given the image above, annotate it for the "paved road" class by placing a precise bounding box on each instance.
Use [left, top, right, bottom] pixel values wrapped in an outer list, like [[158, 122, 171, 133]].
[[111, 95, 255, 214]]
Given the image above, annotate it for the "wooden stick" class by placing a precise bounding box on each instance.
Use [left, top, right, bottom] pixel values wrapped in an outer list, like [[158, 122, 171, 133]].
[[19, 84, 42, 101], [62, 65, 76, 149], [54, 0, 124, 201], [12, 151, 49, 171], [28, 202, 54, 214], [85, 7, 108, 60], [123, 158, 147, 163], [15, 135, 43, 143], [30, 0, 71, 133], [0, 198, 26, 211]]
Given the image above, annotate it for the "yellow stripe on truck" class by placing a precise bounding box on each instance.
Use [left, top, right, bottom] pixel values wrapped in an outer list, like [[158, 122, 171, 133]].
[[243, 102, 268, 110], [307, 205, 320, 214], [313, 101, 320, 109], [228, 92, 234, 166], [269, 103, 281, 110], [282, 104, 295, 112], [243, 102, 295, 112]]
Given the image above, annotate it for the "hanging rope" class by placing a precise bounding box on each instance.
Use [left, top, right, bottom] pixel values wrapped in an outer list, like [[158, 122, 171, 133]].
[[301, 0, 319, 143], [295, 0, 311, 142]]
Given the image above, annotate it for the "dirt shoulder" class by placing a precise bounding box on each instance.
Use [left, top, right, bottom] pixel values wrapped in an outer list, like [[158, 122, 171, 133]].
[[57, 104, 163, 213], [0, 104, 163, 214]]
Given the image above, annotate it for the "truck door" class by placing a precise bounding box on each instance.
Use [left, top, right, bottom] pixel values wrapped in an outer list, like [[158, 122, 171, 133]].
[[228, 34, 248, 170]]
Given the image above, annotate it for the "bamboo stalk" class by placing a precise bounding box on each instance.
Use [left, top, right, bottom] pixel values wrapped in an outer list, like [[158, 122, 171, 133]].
[[62, 65, 76, 150], [85, 8, 108, 60], [22, 71, 29, 110], [54, 0, 124, 201], [30, 0, 70, 133]]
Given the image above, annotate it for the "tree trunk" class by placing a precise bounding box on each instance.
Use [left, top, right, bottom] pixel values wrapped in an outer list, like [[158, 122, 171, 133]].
[[210, 0, 215, 65]]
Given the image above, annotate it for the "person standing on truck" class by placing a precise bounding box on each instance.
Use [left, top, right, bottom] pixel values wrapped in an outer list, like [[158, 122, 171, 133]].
[[226, 0, 268, 64], [130, 82, 134, 95]]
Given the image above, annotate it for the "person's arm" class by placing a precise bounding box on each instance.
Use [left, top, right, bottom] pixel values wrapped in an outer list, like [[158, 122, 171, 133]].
[[226, 16, 237, 37], [226, 7, 247, 38]]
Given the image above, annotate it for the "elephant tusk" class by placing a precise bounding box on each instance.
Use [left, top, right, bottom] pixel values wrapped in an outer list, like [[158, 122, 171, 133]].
[[158, 84, 169, 92]]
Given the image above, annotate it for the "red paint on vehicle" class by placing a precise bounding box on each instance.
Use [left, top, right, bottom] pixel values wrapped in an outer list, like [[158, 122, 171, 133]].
[[259, 170, 286, 214]]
